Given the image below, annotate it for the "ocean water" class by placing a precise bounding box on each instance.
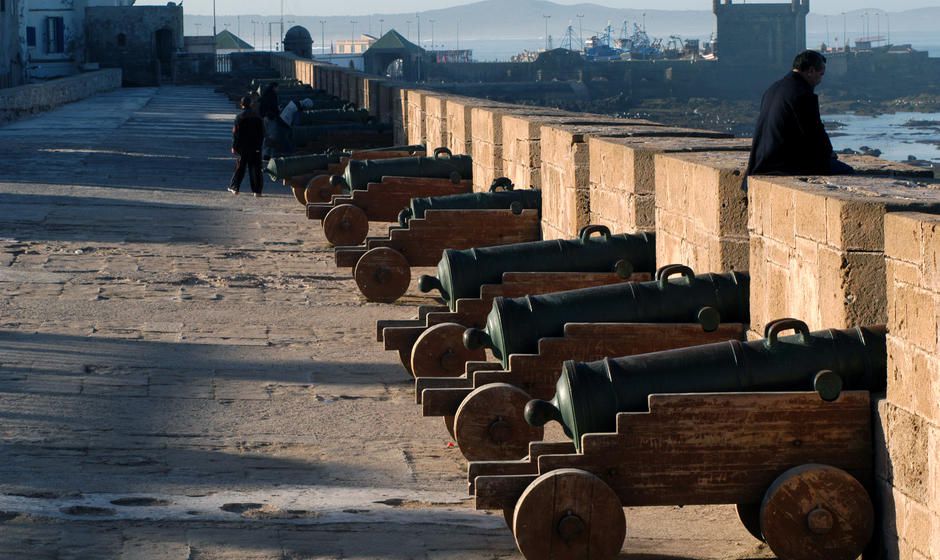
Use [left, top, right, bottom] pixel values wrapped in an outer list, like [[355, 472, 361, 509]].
[[459, 33, 939, 61], [824, 112, 940, 163]]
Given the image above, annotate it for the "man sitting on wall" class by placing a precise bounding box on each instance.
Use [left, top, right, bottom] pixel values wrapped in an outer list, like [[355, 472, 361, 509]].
[[746, 50, 854, 179]]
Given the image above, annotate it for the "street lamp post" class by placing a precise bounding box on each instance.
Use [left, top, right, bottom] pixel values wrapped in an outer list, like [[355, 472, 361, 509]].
[[351, 20, 358, 42], [429, 19, 435, 50], [379, 18, 384, 36], [212, 0, 217, 38], [543, 15, 551, 51], [320, 20, 327, 56], [251, 20, 258, 48], [576, 13, 584, 52]]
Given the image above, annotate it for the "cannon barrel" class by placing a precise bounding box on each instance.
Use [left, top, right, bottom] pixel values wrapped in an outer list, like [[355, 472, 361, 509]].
[[299, 108, 371, 126], [463, 267, 749, 368], [336, 149, 472, 191], [418, 226, 655, 311], [265, 152, 348, 181], [525, 320, 887, 450], [291, 123, 390, 148], [399, 181, 541, 227]]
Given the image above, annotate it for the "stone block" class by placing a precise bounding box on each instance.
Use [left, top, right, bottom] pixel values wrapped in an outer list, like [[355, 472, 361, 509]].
[[423, 94, 449, 151], [406, 89, 429, 146], [883, 401, 930, 502], [885, 213, 926, 266], [654, 151, 748, 273]]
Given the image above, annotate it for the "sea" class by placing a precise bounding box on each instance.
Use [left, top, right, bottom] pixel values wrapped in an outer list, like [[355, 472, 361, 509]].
[[824, 112, 940, 164], [458, 32, 940, 62]]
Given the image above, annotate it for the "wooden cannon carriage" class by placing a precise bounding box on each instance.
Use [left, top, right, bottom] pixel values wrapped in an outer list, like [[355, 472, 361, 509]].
[[306, 176, 473, 246], [470, 390, 874, 560], [417, 321, 745, 461], [333, 208, 543, 303], [377, 271, 647, 377]]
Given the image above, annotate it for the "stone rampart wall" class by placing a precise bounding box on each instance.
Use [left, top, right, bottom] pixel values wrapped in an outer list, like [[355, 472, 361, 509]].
[[0, 69, 122, 124]]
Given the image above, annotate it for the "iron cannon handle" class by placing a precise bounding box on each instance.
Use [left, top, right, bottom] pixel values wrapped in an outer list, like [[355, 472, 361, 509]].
[[655, 264, 695, 288], [418, 275, 443, 294], [433, 147, 453, 159], [463, 328, 492, 351], [329, 174, 347, 188], [765, 318, 811, 349], [578, 225, 613, 243], [489, 177, 515, 192]]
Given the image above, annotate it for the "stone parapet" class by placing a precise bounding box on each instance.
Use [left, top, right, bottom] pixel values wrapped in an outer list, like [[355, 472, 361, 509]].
[[0, 69, 122, 124], [589, 136, 751, 234], [471, 106, 577, 192], [539, 124, 730, 241], [747, 166, 937, 339], [877, 211, 940, 560], [503, 114, 636, 191]]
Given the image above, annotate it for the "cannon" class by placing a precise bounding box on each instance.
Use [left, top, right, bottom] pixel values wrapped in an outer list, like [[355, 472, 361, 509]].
[[298, 108, 371, 126], [418, 226, 654, 312], [379, 267, 646, 377], [399, 178, 541, 227], [470, 388, 875, 560], [291, 122, 394, 154], [270, 145, 426, 205], [308, 176, 473, 246], [266, 151, 347, 183], [526, 319, 886, 450], [469, 319, 883, 560], [333, 180, 543, 303], [418, 320, 745, 461], [336, 148, 473, 192], [305, 147, 471, 204], [464, 266, 749, 368]]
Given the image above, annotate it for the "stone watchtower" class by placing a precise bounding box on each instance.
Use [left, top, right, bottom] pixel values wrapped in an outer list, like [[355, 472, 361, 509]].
[[713, 0, 809, 71]]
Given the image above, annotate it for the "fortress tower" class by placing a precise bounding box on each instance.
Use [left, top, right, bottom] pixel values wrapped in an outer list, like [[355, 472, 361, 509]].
[[713, 0, 810, 71]]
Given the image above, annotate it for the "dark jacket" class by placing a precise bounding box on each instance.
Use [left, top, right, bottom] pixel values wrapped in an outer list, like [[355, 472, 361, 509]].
[[258, 85, 280, 120], [232, 109, 264, 153], [746, 72, 833, 176]]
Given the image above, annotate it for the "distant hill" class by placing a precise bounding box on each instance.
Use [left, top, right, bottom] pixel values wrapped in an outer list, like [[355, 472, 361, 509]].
[[184, 1, 940, 51]]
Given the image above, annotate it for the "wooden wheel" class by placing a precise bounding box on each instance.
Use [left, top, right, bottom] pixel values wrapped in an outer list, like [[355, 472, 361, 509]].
[[289, 185, 307, 205], [323, 204, 370, 247], [411, 322, 486, 378], [513, 468, 625, 560], [304, 174, 340, 203], [353, 247, 411, 303], [760, 464, 874, 560], [454, 383, 542, 462], [443, 415, 455, 440], [736, 502, 765, 542]]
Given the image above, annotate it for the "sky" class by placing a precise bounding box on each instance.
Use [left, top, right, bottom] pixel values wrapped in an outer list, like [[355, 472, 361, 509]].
[[140, 0, 940, 17]]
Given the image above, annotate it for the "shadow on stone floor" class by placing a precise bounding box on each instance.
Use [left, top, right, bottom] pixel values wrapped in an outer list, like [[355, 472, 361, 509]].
[[0, 330, 409, 386], [0, 191, 291, 245]]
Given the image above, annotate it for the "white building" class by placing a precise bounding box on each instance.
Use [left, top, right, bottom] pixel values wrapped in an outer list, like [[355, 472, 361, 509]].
[[333, 34, 376, 55], [22, 0, 135, 80]]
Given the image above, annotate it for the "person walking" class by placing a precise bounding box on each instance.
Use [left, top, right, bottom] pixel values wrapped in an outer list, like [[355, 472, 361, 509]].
[[746, 50, 853, 181], [228, 96, 265, 197]]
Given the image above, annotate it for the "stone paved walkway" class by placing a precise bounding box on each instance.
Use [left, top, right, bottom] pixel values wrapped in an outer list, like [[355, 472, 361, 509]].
[[0, 86, 774, 559]]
